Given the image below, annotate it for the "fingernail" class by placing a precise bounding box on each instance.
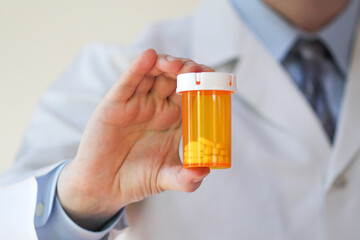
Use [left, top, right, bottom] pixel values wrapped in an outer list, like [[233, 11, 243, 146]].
[[200, 65, 213, 71], [165, 55, 179, 61], [185, 61, 197, 66], [192, 177, 205, 184]]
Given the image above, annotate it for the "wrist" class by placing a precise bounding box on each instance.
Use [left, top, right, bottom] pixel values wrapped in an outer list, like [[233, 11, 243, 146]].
[[56, 162, 124, 231]]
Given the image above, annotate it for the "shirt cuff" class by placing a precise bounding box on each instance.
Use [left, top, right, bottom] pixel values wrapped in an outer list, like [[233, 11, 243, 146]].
[[35, 160, 128, 239]]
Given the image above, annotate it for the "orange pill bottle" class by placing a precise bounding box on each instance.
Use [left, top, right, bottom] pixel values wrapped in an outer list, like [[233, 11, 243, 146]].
[[177, 72, 236, 169]]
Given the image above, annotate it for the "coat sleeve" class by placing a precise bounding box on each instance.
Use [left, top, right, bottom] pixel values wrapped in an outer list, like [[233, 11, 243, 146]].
[[0, 178, 38, 239]]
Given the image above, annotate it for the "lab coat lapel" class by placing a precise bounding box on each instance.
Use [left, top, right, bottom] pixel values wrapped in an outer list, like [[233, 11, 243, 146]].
[[191, 0, 330, 159], [233, 33, 331, 158], [325, 25, 360, 190]]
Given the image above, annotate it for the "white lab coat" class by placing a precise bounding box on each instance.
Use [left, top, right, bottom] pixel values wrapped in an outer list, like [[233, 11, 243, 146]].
[[1, 0, 360, 239]]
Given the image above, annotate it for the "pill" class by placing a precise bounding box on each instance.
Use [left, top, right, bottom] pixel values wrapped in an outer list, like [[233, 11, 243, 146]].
[[198, 137, 216, 147], [184, 137, 229, 166], [203, 156, 212, 164], [220, 150, 226, 156], [184, 141, 204, 151], [216, 143, 226, 149], [204, 146, 212, 155], [184, 152, 204, 158]]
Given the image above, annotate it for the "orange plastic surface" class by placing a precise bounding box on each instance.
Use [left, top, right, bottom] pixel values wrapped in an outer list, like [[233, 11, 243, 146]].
[[182, 90, 232, 169]]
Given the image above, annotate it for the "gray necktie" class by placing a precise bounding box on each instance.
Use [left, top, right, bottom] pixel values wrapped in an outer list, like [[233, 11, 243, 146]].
[[282, 39, 345, 142]]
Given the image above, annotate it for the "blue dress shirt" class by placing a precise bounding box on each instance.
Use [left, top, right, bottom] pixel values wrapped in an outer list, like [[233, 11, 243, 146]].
[[34, 0, 360, 239]]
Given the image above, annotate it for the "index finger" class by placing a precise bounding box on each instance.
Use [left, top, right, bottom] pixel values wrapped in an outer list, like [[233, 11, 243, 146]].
[[107, 48, 158, 102], [149, 55, 209, 79]]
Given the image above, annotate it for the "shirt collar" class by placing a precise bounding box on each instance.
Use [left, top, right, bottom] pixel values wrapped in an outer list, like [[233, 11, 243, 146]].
[[318, 0, 360, 72], [230, 0, 360, 74]]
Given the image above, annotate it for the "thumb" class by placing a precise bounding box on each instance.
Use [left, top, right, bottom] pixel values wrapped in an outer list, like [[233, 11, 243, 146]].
[[158, 164, 210, 193]]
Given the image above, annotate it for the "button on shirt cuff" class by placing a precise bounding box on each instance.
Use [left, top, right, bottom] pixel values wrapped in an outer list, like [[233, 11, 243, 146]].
[[35, 160, 128, 239]]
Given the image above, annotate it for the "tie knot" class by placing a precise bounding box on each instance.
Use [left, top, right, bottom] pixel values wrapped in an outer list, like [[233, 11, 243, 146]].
[[291, 39, 330, 62]]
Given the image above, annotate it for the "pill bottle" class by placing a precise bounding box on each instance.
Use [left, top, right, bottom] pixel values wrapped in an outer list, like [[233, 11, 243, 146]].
[[177, 72, 236, 169]]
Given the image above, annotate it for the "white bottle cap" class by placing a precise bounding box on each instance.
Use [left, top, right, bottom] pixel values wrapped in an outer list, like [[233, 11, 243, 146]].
[[176, 72, 236, 94]]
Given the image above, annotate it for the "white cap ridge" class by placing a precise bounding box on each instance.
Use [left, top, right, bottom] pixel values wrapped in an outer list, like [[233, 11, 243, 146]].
[[176, 72, 237, 94]]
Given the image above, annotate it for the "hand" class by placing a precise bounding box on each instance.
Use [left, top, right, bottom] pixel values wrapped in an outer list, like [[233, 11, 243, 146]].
[[57, 49, 213, 230]]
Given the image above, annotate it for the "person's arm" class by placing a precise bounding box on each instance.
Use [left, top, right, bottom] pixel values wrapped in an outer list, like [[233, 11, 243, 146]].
[[0, 44, 212, 237], [35, 161, 127, 239], [56, 49, 212, 230]]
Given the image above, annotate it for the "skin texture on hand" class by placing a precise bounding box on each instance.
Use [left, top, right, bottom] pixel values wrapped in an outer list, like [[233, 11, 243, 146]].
[[57, 49, 212, 230]]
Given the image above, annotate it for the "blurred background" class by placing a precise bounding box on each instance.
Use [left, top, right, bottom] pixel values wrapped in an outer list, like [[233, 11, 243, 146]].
[[0, 0, 202, 174]]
